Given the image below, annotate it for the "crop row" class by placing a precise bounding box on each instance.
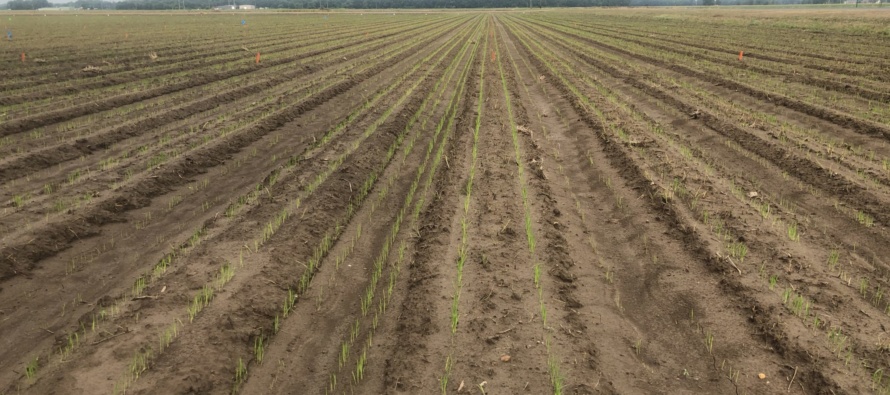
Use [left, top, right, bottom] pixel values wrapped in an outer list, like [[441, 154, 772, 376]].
[[523, 16, 890, 130], [0, 15, 461, 134], [505, 16, 800, 391], [2, 16, 471, 392], [0, 16, 434, 111], [0, 16, 468, 242], [107, 16, 483, 395], [0, 14, 423, 85], [0, 15, 471, 272], [0, 17, 454, 184], [514, 16, 890, 227], [571, 11, 890, 67], [0, 16, 415, 94], [505, 13, 889, 392], [491, 21, 566, 395]]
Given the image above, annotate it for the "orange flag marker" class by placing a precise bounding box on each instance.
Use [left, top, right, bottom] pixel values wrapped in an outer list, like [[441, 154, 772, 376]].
[[21, 52, 25, 63], [739, 51, 744, 61], [255, 52, 261, 64]]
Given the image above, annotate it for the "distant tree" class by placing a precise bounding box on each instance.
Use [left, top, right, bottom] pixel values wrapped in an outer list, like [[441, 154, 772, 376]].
[[8, 0, 51, 9], [74, 0, 115, 9], [108, 0, 637, 8]]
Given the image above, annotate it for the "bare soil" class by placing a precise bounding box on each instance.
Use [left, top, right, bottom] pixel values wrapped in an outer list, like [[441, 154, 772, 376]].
[[2, 8, 890, 395]]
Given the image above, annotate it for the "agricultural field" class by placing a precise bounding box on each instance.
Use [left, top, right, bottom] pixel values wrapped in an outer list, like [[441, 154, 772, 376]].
[[1, 7, 890, 394]]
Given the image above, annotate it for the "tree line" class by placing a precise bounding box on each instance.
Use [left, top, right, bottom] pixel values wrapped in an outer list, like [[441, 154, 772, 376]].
[[6, 0, 51, 9], [2, 0, 874, 10], [3, 0, 631, 9], [113, 0, 634, 8]]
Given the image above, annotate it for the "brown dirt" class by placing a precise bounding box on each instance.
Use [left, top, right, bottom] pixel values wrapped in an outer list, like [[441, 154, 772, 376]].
[[3, 9, 890, 395]]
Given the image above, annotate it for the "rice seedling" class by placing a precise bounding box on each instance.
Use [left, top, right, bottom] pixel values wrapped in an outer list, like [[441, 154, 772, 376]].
[[216, 263, 234, 290], [25, 357, 38, 380], [187, 285, 214, 323], [548, 353, 565, 395], [157, 322, 179, 353], [827, 249, 840, 271], [128, 349, 151, 381], [856, 210, 874, 227], [132, 276, 146, 297], [234, 358, 247, 384], [353, 349, 366, 383], [758, 202, 771, 219], [872, 287, 884, 307], [439, 356, 453, 395], [727, 242, 747, 263], [12, 194, 26, 208], [787, 222, 800, 241], [705, 331, 714, 354], [254, 335, 265, 364]]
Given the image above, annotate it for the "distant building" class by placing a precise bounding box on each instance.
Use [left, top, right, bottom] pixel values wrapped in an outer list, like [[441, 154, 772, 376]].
[[239, 4, 255, 9], [213, 5, 236, 10]]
